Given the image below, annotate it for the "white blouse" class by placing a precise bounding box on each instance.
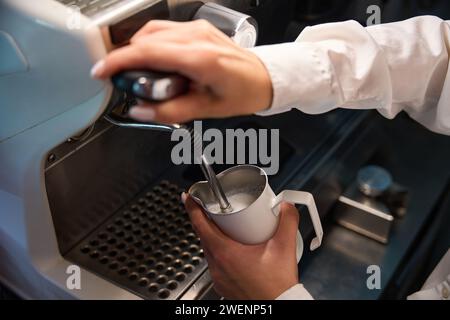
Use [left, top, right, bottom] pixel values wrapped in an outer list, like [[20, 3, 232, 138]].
[[250, 16, 450, 299]]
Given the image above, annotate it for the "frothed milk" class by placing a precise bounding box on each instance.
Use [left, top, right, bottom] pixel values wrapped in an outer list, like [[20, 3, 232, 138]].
[[205, 191, 258, 214]]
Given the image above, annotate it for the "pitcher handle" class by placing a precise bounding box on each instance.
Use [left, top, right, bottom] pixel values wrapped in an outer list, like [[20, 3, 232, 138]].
[[272, 190, 323, 251]]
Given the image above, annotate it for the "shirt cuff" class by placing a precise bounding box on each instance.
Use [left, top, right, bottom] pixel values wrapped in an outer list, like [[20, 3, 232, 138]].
[[249, 42, 340, 116], [275, 283, 314, 300]]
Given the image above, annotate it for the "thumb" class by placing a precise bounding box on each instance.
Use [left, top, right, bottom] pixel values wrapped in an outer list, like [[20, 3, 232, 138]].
[[182, 193, 229, 250], [272, 202, 300, 249]]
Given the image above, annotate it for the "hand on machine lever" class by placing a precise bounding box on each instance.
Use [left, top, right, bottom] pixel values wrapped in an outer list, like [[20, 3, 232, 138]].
[[91, 19, 273, 124]]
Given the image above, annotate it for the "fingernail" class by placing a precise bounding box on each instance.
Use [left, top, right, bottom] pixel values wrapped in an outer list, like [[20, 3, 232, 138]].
[[181, 192, 188, 204], [129, 106, 156, 121], [90, 59, 105, 78]]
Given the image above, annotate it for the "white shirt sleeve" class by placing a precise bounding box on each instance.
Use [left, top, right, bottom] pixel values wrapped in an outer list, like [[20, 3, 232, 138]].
[[250, 16, 450, 135], [407, 249, 450, 300], [275, 283, 314, 300]]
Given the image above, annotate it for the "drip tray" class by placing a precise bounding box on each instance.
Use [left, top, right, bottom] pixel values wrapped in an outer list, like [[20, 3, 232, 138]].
[[66, 180, 207, 300]]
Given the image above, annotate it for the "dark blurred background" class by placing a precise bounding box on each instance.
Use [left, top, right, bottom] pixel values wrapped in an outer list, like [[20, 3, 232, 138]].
[[252, 0, 450, 44]]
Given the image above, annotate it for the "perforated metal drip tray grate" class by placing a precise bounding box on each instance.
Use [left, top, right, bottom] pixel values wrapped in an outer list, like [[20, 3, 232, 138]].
[[66, 180, 207, 300]]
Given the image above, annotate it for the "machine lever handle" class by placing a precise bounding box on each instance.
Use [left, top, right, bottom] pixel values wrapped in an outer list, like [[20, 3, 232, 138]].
[[111, 70, 190, 103]]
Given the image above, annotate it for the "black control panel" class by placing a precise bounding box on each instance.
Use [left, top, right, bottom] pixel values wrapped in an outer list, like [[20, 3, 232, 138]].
[[109, 1, 169, 45]]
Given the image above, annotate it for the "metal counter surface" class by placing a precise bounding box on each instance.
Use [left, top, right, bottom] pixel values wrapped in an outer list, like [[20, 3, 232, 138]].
[[299, 113, 450, 300]]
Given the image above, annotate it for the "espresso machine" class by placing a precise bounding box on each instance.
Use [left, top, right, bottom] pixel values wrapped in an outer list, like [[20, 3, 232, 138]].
[[0, 0, 274, 300], [1, 0, 450, 300]]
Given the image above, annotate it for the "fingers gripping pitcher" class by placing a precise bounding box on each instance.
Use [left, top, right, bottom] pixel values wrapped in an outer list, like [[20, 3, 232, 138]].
[[189, 165, 324, 262]]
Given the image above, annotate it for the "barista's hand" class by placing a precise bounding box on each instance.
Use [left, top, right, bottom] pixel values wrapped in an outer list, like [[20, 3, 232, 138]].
[[91, 20, 272, 124], [181, 193, 299, 300]]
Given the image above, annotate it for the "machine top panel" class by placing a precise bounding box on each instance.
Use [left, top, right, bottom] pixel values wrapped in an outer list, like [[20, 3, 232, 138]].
[[57, 0, 125, 16]]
